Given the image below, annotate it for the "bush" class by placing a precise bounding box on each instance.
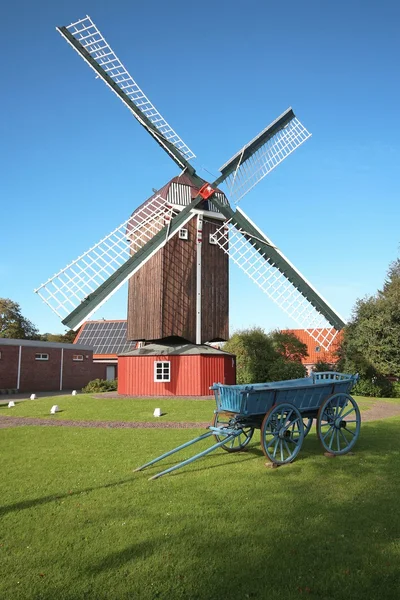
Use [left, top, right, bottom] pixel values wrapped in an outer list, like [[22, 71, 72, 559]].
[[353, 377, 393, 398], [312, 361, 334, 373], [267, 358, 307, 382], [82, 379, 118, 393], [391, 381, 400, 398]]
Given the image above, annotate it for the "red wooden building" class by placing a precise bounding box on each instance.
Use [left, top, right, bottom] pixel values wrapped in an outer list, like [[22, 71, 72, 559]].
[[118, 341, 236, 396]]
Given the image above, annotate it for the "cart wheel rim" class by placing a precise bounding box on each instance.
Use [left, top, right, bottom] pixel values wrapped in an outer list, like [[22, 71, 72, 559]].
[[213, 413, 254, 453], [261, 403, 304, 465], [317, 393, 361, 455]]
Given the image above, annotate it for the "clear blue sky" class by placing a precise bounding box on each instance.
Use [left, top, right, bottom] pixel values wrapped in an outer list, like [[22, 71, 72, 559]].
[[1, 0, 399, 335]]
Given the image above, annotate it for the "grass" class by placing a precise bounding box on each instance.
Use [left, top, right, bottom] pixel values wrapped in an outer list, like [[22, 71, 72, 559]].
[[1, 393, 398, 423], [1, 404, 400, 600], [0, 395, 214, 423]]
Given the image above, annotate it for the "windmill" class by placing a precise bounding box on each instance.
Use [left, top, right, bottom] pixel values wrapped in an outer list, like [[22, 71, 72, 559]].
[[35, 15, 345, 350]]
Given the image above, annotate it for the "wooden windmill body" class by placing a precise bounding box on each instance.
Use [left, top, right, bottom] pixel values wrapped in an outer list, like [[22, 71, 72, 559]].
[[127, 174, 229, 344]]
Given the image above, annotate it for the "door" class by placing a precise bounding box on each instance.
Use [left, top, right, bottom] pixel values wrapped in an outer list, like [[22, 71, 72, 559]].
[[106, 365, 116, 381]]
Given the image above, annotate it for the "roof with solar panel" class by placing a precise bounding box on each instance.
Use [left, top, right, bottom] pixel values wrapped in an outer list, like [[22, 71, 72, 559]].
[[35, 14, 345, 351], [74, 320, 136, 357]]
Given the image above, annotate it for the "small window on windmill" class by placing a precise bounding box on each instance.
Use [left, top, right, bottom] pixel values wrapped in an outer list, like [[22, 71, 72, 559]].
[[179, 228, 188, 240], [209, 233, 218, 245], [315, 346, 321, 353]]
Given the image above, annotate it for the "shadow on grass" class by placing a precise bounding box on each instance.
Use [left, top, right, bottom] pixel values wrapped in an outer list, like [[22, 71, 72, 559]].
[[83, 421, 400, 599], [0, 476, 136, 518]]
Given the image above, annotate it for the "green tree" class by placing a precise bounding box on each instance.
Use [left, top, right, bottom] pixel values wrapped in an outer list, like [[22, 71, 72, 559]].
[[268, 357, 306, 381], [39, 330, 77, 343], [338, 257, 400, 378], [224, 327, 276, 384], [224, 327, 307, 384], [270, 330, 308, 363], [312, 361, 334, 373], [0, 298, 39, 340]]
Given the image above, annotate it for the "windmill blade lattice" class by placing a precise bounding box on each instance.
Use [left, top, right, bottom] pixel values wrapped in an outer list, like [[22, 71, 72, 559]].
[[59, 16, 195, 164], [35, 196, 178, 323], [212, 215, 342, 350], [219, 111, 310, 204]]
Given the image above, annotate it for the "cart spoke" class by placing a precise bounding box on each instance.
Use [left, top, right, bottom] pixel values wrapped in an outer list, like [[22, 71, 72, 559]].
[[341, 408, 355, 420], [339, 428, 350, 446], [283, 439, 291, 457], [273, 437, 280, 458]]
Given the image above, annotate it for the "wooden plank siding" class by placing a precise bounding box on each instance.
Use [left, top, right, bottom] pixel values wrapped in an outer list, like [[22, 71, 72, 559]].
[[201, 218, 229, 342], [161, 216, 197, 340], [127, 214, 229, 343]]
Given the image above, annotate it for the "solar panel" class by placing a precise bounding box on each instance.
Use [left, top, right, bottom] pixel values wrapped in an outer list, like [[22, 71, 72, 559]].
[[76, 321, 136, 355]]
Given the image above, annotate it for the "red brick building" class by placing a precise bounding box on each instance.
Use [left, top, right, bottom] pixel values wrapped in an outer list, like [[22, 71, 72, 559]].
[[282, 329, 343, 375], [0, 338, 94, 393]]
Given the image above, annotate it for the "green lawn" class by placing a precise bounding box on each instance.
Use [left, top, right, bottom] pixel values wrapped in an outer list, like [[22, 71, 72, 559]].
[[1, 393, 398, 423], [1, 410, 399, 599], [0, 395, 214, 423]]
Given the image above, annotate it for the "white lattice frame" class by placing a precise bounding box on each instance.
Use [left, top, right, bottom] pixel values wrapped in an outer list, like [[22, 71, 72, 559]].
[[212, 212, 343, 350], [223, 118, 311, 204], [34, 196, 183, 324], [60, 16, 195, 165]]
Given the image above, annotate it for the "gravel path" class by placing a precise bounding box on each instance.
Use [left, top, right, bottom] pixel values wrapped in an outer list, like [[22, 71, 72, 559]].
[[0, 401, 399, 430], [0, 416, 209, 429]]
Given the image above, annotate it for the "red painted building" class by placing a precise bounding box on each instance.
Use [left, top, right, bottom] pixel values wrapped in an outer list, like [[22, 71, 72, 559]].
[[118, 341, 236, 396], [0, 338, 94, 393], [281, 329, 343, 375]]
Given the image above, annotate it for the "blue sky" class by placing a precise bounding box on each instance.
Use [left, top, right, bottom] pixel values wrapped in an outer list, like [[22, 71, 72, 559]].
[[1, 0, 399, 335]]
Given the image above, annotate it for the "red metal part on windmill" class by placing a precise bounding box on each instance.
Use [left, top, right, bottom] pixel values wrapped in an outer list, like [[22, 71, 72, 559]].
[[199, 183, 215, 200]]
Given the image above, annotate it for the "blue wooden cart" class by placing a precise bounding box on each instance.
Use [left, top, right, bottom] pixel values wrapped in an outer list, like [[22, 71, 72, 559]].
[[135, 372, 361, 479]]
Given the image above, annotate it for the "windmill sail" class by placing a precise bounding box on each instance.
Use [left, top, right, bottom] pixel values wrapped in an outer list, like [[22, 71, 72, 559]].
[[57, 16, 195, 170], [218, 108, 311, 204], [35, 195, 203, 330], [211, 204, 345, 350]]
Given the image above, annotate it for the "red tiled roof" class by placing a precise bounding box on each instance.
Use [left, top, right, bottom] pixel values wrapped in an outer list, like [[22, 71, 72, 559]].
[[281, 329, 343, 365]]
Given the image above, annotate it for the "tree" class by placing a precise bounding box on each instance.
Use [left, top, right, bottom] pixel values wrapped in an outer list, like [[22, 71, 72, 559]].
[[0, 298, 39, 340], [338, 257, 400, 380], [223, 327, 276, 384], [270, 330, 308, 363], [39, 330, 77, 344], [268, 358, 306, 381], [224, 327, 307, 384], [312, 361, 334, 373]]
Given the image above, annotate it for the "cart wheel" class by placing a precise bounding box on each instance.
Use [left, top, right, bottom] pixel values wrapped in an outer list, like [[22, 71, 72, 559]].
[[261, 403, 304, 465], [213, 413, 254, 453], [317, 393, 361, 455], [303, 418, 313, 438]]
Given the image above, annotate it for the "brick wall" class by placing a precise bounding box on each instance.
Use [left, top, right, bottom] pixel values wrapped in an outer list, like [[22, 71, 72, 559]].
[[0, 345, 19, 390], [0, 343, 96, 393], [61, 349, 93, 390]]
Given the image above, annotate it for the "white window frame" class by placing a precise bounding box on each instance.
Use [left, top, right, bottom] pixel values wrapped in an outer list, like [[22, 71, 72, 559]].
[[35, 353, 49, 361], [73, 354, 84, 361], [154, 361, 171, 382], [179, 228, 188, 240], [209, 233, 217, 245]]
